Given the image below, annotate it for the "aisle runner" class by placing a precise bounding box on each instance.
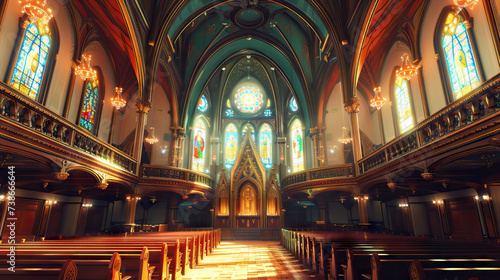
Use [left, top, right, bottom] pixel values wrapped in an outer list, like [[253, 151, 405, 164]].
[[182, 241, 313, 280]]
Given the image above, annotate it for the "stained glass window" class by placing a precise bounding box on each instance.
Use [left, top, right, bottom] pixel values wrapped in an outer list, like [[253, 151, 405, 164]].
[[234, 86, 264, 113], [225, 109, 234, 117], [9, 21, 51, 100], [290, 97, 298, 112], [442, 13, 480, 100], [291, 119, 304, 172], [395, 78, 414, 133], [227, 99, 231, 108], [198, 95, 208, 112], [192, 119, 207, 172], [259, 124, 273, 169], [225, 124, 238, 169], [79, 79, 100, 132], [242, 123, 255, 142], [264, 109, 272, 117]]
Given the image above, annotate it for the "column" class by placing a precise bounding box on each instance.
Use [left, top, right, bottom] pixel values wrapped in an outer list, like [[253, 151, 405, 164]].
[[318, 127, 327, 166], [0, 195, 8, 242], [125, 196, 139, 225], [168, 196, 180, 230], [133, 99, 151, 172], [175, 130, 186, 168], [345, 97, 362, 175], [310, 127, 319, 168], [355, 195, 369, 225], [317, 197, 329, 223]]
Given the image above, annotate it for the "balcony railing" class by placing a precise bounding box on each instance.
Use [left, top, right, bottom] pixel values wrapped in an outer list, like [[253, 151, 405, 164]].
[[281, 164, 354, 189], [359, 73, 500, 174], [0, 82, 137, 174], [141, 164, 215, 188]]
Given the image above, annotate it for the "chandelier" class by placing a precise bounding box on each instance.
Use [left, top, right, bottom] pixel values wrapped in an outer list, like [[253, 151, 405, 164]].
[[453, 0, 479, 11], [111, 87, 126, 109], [20, 0, 53, 25], [145, 127, 159, 144], [370, 87, 387, 110], [396, 54, 418, 81], [338, 127, 352, 144], [75, 54, 97, 80]]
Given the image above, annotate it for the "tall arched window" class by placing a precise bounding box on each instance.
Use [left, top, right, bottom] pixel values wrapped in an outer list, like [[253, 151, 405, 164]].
[[79, 78, 100, 133], [224, 123, 238, 169], [290, 119, 304, 172], [192, 118, 207, 172], [9, 21, 51, 100], [395, 78, 414, 133], [259, 123, 273, 169], [441, 11, 481, 100]]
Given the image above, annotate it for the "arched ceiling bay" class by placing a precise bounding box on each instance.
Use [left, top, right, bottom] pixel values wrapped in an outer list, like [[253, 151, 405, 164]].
[[168, 1, 330, 129]]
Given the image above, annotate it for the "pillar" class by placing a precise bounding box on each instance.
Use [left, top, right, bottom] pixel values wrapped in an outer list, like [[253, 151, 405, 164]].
[[345, 98, 362, 175], [310, 127, 319, 168], [317, 197, 329, 223], [0, 195, 8, 242], [168, 196, 180, 229], [125, 196, 139, 225], [133, 99, 151, 173], [355, 195, 369, 225]]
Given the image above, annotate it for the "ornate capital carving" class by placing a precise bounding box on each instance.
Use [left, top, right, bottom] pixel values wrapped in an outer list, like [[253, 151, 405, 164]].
[[463, 20, 473, 29], [344, 97, 360, 114], [136, 98, 152, 114]]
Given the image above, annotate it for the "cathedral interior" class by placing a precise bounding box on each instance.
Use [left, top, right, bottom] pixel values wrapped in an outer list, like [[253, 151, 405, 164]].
[[1, 0, 500, 279]]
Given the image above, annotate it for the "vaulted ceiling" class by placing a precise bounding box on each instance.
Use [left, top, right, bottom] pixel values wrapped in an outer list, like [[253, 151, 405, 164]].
[[68, 0, 431, 126]]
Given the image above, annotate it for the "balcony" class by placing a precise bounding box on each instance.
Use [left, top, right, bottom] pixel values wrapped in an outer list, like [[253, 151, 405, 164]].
[[0, 82, 137, 174], [281, 164, 355, 190], [141, 164, 215, 189], [358, 73, 500, 174]]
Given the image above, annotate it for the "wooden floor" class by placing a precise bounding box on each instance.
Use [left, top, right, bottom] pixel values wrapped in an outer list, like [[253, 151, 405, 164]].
[[183, 241, 315, 280]]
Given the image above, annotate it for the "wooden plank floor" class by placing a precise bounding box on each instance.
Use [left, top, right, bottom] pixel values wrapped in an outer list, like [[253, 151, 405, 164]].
[[182, 241, 315, 280]]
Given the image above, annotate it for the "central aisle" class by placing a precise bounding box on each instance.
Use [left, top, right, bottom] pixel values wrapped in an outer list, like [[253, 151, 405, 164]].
[[183, 241, 314, 280]]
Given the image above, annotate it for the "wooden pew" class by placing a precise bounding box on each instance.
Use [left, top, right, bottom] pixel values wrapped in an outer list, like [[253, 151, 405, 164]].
[[409, 259, 500, 280], [0, 246, 153, 280], [0, 253, 129, 280], [0, 259, 80, 280]]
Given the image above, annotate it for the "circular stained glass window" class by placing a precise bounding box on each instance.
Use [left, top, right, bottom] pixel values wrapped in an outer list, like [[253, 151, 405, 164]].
[[234, 86, 264, 114], [198, 95, 208, 112], [290, 97, 298, 112]]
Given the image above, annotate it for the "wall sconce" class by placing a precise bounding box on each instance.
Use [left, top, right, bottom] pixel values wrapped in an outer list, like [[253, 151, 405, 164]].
[[160, 145, 168, 154], [47, 200, 57, 205]]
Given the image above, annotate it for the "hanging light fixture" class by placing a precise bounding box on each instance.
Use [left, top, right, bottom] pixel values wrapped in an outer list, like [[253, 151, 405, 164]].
[[145, 127, 159, 144], [396, 54, 418, 81], [338, 127, 352, 144], [20, 0, 53, 25], [370, 87, 387, 110], [453, 0, 479, 11], [111, 87, 126, 109], [75, 54, 97, 80]]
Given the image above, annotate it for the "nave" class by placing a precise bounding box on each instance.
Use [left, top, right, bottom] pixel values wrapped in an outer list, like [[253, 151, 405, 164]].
[[3, 228, 500, 279], [182, 241, 311, 280]]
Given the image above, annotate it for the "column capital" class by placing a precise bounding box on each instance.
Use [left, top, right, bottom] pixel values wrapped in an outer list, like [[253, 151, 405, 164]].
[[135, 98, 151, 114], [344, 97, 360, 114]]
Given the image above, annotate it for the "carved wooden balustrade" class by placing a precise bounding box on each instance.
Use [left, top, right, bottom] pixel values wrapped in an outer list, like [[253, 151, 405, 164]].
[[0, 82, 137, 173], [281, 164, 354, 189], [359, 73, 500, 174], [141, 164, 215, 188]]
